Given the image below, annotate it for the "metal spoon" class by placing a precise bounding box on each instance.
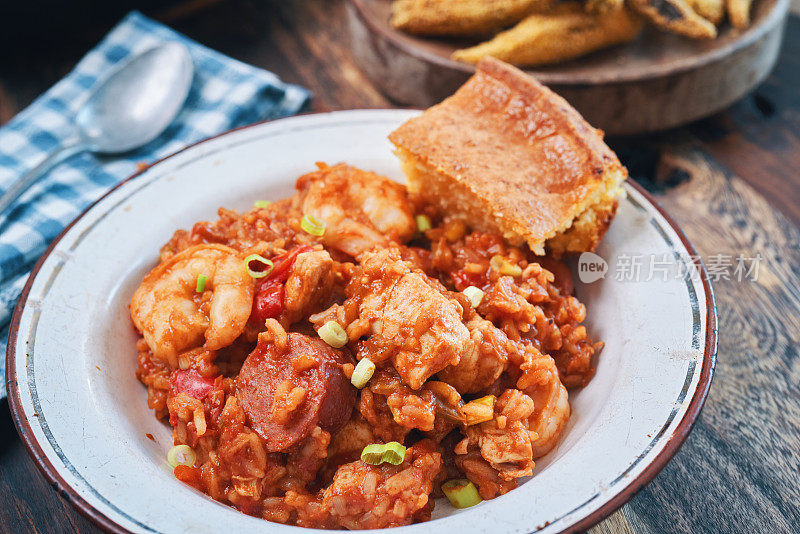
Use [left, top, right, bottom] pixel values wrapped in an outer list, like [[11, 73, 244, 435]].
[[0, 42, 194, 214]]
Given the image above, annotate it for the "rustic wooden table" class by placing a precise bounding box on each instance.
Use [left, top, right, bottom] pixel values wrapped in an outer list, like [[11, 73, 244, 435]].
[[1, 0, 799, 532]]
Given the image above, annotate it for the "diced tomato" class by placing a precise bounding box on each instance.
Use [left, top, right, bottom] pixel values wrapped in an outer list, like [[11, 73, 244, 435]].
[[170, 369, 216, 400], [174, 465, 202, 487], [250, 245, 314, 324], [452, 269, 486, 292]]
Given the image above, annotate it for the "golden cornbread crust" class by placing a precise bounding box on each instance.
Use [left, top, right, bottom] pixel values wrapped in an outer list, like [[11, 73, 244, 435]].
[[389, 57, 627, 256]]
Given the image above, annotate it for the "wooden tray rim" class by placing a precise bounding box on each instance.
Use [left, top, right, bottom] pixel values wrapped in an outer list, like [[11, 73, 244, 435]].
[[350, 0, 790, 85]]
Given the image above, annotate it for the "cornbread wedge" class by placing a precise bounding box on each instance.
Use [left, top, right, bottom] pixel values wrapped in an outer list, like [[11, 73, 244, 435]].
[[389, 58, 627, 256], [390, 0, 554, 36], [451, 3, 643, 67]]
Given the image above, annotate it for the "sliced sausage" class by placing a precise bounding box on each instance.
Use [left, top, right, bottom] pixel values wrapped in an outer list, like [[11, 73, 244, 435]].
[[236, 332, 356, 452]]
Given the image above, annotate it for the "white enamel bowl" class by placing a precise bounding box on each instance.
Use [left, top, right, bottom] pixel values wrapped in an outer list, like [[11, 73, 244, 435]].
[[7, 110, 716, 534]]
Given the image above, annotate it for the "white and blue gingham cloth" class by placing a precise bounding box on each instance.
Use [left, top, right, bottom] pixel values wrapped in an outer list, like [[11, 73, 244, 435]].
[[0, 11, 311, 396]]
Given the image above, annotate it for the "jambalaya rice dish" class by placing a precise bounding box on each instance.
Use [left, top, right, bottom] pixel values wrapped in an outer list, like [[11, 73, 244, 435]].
[[131, 162, 603, 529], [130, 58, 624, 530]]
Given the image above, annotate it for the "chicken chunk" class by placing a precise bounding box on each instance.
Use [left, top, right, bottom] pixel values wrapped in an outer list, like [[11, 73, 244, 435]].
[[321, 415, 376, 481], [322, 442, 442, 529], [437, 313, 509, 393], [455, 450, 517, 500], [282, 249, 335, 325], [464, 389, 536, 480], [346, 249, 469, 389]]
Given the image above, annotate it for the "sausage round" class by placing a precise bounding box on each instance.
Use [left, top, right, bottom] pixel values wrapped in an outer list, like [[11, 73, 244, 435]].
[[237, 332, 356, 452]]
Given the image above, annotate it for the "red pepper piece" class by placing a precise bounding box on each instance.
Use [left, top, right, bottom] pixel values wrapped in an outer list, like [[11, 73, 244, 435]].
[[268, 245, 314, 283], [252, 282, 284, 322], [170, 369, 215, 400], [452, 269, 486, 292], [250, 245, 314, 323], [174, 465, 202, 488]]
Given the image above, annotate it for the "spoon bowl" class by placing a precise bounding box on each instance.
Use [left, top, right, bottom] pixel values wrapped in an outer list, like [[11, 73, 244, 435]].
[[76, 42, 194, 153]]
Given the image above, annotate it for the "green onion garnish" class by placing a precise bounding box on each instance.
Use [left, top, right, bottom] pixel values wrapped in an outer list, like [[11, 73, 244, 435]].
[[318, 320, 348, 348], [167, 444, 197, 468], [463, 395, 495, 426], [195, 274, 207, 293], [490, 255, 522, 277], [301, 214, 326, 237], [351, 358, 376, 389], [244, 254, 274, 279], [442, 479, 483, 508], [254, 200, 271, 208], [462, 285, 484, 308], [361, 441, 406, 466], [415, 214, 432, 233]]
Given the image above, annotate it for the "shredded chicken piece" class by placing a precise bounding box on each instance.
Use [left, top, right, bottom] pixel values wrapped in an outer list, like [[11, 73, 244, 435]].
[[437, 312, 509, 393], [323, 442, 442, 529], [343, 249, 469, 389], [282, 249, 335, 325]]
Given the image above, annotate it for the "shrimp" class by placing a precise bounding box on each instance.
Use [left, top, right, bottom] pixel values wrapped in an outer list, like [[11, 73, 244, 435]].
[[515, 344, 571, 458], [460, 356, 567, 484], [297, 163, 416, 258], [463, 339, 570, 469], [131, 244, 255, 365], [454, 450, 517, 499]]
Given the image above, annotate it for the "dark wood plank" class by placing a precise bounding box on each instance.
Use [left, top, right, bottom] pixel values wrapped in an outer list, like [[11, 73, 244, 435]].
[[686, 15, 800, 227]]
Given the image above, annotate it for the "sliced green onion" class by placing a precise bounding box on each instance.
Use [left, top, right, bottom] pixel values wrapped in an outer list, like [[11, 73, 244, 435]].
[[462, 285, 484, 308], [301, 214, 326, 236], [244, 254, 274, 279], [442, 479, 483, 508], [254, 200, 271, 208], [415, 214, 432, 233], [318, 321, 348, 348], [167, 444, 197, 468], [351, 358, 376, 389], [195, 274, 208, 293], [490, 255, 522, 277], [361, 441, 407, 466], [463, 395, 495, 426]]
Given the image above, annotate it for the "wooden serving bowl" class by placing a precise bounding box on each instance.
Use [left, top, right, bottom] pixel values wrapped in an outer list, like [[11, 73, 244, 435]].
[[347, 0, 789, 134]]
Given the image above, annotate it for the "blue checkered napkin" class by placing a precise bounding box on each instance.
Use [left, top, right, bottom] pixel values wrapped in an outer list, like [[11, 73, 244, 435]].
[[0, 11, 311, 396]]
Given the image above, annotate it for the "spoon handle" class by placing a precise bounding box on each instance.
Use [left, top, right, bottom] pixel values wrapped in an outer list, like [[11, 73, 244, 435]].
[[0, 137, 86, 216]]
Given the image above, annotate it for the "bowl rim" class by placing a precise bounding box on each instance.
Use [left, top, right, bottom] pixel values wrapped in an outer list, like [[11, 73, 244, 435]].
[[6, 110, 718, 534], [348, 0, 789, 86]]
